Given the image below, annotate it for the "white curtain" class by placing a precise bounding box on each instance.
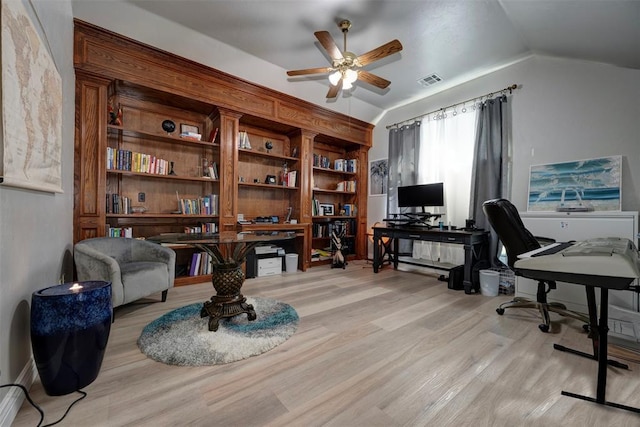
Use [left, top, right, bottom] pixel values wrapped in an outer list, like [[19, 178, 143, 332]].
[[412, 108, 478, 265]]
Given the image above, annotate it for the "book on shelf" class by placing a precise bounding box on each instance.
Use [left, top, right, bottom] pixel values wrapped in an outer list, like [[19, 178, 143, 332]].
[[209, 127, 219, 143], [287, 170, 297, 187], [336, 180, 356, 192], [334, 159, 346, 172], [346, 159, 357, 173], [208, 162, 218, 179], [180, 131, 202, 141], [189, 252, 202, 276], [107, 147, 169, 175]]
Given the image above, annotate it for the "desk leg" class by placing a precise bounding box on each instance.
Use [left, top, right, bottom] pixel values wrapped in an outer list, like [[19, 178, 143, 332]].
[[560, 288, 640, 414], [554, 286, 628, 369], [393, 238, 399, 270], [373, 233, 380, 273], [463, 243, 474, 294]]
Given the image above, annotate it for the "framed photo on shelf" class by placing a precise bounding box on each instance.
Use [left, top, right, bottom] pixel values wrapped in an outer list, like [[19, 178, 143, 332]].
[[319, 203, 334, 216], [180, 124, 199, 134]]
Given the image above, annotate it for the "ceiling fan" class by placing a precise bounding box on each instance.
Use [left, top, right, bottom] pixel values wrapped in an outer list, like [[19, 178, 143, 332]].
[[286, 20, 403, 98]]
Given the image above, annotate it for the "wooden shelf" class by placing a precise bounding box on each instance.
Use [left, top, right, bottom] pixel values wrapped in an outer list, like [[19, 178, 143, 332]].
[[108, 125, 220, 149], [175, 274, 210, 286], [107, 169, 219, 183], [239, 182, 298, 190], [312, 188, 356, 195], [239, 148, 298, 162], [313, 166, 356, 176]]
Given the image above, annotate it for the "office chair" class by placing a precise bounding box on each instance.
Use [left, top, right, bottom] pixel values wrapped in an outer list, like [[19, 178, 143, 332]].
[[482, 198, 589, 332]]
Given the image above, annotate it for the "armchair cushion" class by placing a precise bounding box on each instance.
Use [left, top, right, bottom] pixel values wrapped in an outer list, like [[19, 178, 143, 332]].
[[74, 237, 176, 308]]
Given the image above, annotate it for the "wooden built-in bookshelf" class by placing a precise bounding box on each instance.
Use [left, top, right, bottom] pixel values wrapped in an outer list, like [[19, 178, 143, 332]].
[[73, 20, 372, 284]]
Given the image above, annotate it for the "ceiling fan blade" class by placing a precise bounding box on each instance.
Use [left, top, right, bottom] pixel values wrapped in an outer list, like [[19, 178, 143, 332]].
[[314, 31, 344, 61], [326, 79, 342, 98], [358, 70, 391, 89], [287, 66, 334, 77], [356, 39, 403, 67]]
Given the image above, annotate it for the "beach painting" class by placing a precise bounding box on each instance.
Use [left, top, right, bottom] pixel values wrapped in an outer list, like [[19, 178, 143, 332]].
[[527, 156, 621, 212]]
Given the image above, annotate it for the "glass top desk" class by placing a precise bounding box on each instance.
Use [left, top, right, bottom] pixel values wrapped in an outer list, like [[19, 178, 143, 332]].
[[149, 231, 295, 331]]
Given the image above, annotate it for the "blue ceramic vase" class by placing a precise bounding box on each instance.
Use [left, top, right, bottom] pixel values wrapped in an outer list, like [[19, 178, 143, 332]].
[[30, 281, 112, 396]]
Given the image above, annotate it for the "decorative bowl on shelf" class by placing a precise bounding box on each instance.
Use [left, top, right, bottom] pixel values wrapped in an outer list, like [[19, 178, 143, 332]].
[[131, 206, 148, 214]]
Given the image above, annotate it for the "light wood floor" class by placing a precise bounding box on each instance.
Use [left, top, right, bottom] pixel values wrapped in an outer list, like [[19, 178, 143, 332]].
[[13, 261, 640, 426]]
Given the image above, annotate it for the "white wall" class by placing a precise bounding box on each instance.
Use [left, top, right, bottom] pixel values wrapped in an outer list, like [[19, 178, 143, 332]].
[[369, 55, 640, 230], [0, 0, 75, 417]]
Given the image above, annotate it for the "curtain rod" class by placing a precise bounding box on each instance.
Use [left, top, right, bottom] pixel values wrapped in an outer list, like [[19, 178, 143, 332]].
[[386, 84, 519, 129]]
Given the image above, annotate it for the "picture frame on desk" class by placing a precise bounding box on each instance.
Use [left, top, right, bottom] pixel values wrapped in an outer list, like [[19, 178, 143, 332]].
[[319, 203, 334, 216]]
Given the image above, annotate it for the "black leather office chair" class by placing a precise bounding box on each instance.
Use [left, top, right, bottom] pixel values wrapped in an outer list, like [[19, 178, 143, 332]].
[[482, 198, 589, 332]]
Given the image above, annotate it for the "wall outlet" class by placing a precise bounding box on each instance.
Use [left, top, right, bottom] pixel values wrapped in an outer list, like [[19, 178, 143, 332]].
[[138, 192, 145, 202]]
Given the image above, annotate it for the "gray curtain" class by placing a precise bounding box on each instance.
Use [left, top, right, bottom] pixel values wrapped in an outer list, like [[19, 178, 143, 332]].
[[469, 95, 509, 265], [387, 122, 421, 254]]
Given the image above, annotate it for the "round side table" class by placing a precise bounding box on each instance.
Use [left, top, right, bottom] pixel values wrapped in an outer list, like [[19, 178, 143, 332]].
[[30, 281, 112, 396]]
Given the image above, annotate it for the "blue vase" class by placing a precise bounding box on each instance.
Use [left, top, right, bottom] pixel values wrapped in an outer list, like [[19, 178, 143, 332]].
[[30, 281, 112, 396]]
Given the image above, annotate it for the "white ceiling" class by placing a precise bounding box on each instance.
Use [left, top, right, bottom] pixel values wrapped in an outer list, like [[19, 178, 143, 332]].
[[114, 0, 639, 112]]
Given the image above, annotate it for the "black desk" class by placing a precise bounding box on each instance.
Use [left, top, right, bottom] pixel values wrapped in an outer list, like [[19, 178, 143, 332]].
[[372, 225, 489, 293]]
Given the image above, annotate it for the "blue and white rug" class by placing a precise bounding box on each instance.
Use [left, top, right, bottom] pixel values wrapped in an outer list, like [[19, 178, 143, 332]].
[[137, 297, 298, 365]]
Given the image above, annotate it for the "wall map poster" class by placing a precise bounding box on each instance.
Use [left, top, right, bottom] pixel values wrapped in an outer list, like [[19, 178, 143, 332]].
[[1, 0, 63, 193], [527, 156, 621, 212]]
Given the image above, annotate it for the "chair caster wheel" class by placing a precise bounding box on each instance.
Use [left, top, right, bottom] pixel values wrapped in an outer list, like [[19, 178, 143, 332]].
[[583, 324, 590, 332], [496, 308, 505, 315], [539, 324, 550, 333]]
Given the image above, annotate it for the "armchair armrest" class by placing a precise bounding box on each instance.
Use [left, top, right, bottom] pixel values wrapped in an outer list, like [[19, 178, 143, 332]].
[[131, 239, 175, 264], [74, 243, 121, 284]]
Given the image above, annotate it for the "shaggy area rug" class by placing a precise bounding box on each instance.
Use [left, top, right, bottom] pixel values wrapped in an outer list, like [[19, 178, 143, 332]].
[[137, 297, 298, 365]]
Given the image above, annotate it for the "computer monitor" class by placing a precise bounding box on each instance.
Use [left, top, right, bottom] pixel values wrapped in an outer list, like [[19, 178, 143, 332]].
[[397, 182, 444, 212]]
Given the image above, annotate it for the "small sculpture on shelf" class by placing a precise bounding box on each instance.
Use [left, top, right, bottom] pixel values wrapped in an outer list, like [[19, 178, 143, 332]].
[[265, 140, 273, 153], [162, 120, 176, 135], [168, 161, 176, 176], [108, 101, 123, 126]]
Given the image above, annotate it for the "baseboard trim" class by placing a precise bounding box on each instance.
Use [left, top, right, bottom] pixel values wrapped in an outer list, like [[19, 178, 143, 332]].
[[0, 358, 37, 426]]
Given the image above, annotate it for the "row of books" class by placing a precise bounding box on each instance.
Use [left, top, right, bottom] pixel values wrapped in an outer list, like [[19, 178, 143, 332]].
[[107, 194, 132, 214], [310, 248, 332, 262], [184, 223, 217, 233], [107, 147, 171, 175], [334, 158, 357, 173], [312, 219, 355, 238], [178, 194, 219, 215], [106, 226, 133, 238], [189, 252, 214, 276], [312, 155, 357, 173], [336, 180, 356, 192], [342, 203, 357, 216]]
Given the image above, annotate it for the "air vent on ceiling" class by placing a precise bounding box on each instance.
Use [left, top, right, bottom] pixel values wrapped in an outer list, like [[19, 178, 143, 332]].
[[418, 73, 442, 87]]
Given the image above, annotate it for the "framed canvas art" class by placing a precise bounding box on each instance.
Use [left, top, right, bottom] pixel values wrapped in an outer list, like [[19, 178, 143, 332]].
[[369, 159, 388, 196], [527, 156, 622, 212]]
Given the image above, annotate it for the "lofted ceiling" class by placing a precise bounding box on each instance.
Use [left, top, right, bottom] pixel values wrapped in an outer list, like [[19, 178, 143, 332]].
[[119, 0, 639, 112]]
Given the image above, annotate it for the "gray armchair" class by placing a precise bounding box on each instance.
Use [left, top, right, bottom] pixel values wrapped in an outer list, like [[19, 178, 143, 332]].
[[74, 237, 176, 308]]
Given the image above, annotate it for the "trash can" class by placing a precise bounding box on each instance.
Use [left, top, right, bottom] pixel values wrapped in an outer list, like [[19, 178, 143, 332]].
[[285, 253, 298, 273], [479, 270, 500, 296]]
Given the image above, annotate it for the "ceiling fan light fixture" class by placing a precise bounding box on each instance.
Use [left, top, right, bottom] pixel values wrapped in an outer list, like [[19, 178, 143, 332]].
[[342, 79, 353, 90], [344, 68, 358, 84], [328, 70, 342, 86]]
